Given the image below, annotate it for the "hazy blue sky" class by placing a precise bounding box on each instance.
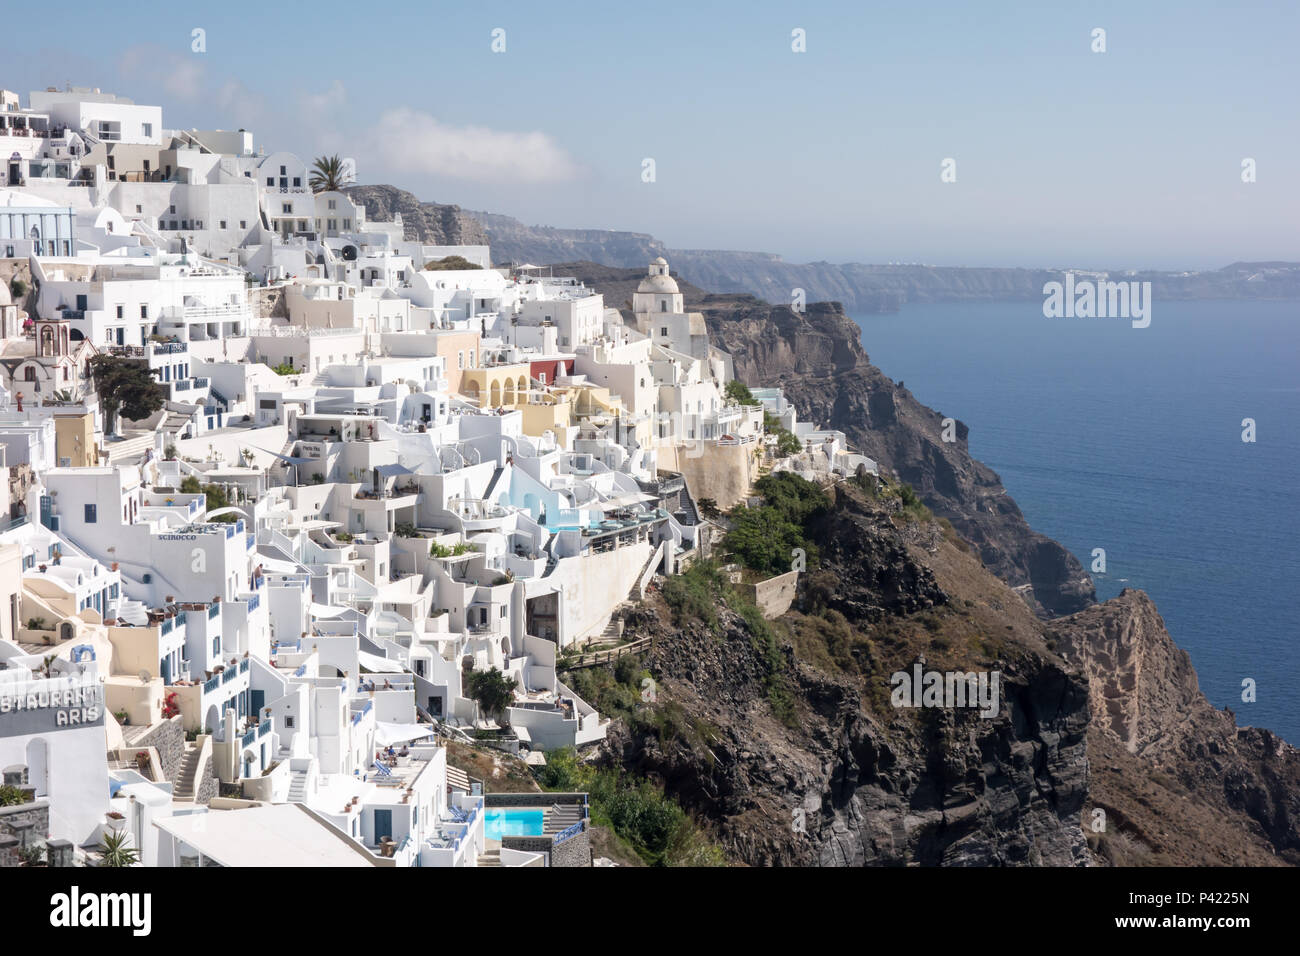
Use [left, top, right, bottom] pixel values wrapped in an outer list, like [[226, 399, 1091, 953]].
[[6, 0, 1298, 268]]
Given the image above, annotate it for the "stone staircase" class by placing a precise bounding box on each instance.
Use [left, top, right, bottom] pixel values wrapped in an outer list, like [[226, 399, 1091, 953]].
[[173, 744, 203, 802], [103, 432, 157, 466], [287, 769, 309, 803], [545, 804, 585, 835], [477, 849, 501, 867]]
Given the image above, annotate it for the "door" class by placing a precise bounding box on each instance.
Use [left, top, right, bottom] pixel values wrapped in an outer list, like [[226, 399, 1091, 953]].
[[374, 808, 392, 841]]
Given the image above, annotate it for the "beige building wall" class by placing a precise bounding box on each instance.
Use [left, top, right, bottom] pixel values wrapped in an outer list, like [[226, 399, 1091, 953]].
[[462, 363, 529, 409], [55, 412, 98, 467], [660, 441, 759, 511], [436, 331, 482, 396]]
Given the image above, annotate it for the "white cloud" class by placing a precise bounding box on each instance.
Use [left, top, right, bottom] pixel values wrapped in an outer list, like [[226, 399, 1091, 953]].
[[363, 108, 580, 184], [118, 46, 204, 101]]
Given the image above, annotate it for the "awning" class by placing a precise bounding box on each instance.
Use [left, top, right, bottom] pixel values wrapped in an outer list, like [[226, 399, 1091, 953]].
[[358, 650, 406, 673], [374, 463, 413, 477], [598, 492, 657, 511], [374, 722, 435, 747]]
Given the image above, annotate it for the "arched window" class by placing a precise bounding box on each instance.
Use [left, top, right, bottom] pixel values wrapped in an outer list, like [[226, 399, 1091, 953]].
[[23, 366, 36, 381], [40, 326, 53, 356], [660, 301, 667, 312]]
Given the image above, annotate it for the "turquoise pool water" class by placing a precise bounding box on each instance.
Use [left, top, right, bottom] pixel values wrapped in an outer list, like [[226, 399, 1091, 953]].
[[484, 808, 544, 840]]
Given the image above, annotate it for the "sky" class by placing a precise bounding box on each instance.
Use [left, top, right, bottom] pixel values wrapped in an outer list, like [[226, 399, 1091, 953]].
[[5, 0, 1298, 269]]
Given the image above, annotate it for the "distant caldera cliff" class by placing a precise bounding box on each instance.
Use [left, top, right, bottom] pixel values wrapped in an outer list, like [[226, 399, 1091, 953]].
[[346, 184, 1300, 311]]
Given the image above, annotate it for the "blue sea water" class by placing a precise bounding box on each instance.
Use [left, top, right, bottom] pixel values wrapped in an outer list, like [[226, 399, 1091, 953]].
[[851, 299, 1300, 744]]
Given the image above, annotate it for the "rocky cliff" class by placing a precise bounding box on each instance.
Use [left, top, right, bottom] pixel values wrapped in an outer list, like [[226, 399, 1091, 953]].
[[1052, 591, 1300, 865], [343, 185, 487, 246], [597, 481, 1092, 865], [590, 483, 1298, 867]]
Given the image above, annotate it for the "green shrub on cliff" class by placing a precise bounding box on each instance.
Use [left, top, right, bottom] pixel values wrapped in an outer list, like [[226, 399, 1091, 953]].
[[537, 747, 725, 866], [724, 472, 828, 575]]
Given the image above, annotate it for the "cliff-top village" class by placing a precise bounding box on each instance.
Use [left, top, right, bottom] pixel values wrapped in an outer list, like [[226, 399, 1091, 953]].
[[0, 85, 875, 867]]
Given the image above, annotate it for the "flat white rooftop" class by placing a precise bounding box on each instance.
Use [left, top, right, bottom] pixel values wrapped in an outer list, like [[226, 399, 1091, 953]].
[[153, 803, 378, 867]]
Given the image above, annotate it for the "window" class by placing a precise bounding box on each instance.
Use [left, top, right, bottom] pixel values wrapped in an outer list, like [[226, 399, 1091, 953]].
[[140, 305, 148, 319], [84, 504, 97, 523], [328, 199, 336, 210], [343, 218, 351, 229], [219, 220, 226, 229], [266, 177, 274, 186], [285, 715, 295, 728], [142, 122, 152, 138], [292, 176, 301, 187], [169, 204, 176, 214], [116, 305, 124, 319], [282, 203, 292, 214], [279, 165, 286, 175], [457, 351, 464, 370], [660, 301, 667, 312], [239, 220, 246, 229], [660, 327, 668, 336], [135, 204, 142, 214]]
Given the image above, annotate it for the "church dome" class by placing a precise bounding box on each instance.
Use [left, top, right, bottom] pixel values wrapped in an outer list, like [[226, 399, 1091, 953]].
[[637, 273, 679, 295]]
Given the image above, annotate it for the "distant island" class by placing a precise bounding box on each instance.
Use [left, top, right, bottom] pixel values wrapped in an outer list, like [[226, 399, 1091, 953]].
[[345, 185, 1300, 312]]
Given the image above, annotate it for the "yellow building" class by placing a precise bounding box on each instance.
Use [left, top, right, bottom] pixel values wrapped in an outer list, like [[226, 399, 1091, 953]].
[[461, 363, 530, 409], [54, 411, 99, 467]]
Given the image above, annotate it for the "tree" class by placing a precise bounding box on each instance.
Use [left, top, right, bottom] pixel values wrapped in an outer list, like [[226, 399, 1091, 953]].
[[97, 830, 139, 868], [464, 667, 517, 723], [423, 255, 482, 271], [724, 379, 755, 406], [309, 154, 353, 193], [88, 354, 166, 435]]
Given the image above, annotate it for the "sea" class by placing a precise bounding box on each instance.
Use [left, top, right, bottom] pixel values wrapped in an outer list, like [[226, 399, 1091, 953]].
[[852, 298, 1300, 744]]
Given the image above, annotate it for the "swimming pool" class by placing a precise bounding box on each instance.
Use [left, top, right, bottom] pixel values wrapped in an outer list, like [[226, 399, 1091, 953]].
[[484, 808, 545, 840]]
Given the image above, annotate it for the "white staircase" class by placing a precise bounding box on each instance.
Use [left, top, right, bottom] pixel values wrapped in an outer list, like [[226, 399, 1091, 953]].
[[287, 769, 309, 803], [173, 744, 203, 801]]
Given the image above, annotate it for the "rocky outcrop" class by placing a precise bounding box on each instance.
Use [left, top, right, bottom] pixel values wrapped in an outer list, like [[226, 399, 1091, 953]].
[[466, 209, 666, 267], [343, 185, 487, 247], [603, 483, 1091, 866], [1053, 590, 1300, 862]]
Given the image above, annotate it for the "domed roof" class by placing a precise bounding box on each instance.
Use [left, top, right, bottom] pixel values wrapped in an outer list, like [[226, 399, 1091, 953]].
[[653, 256, 668, 266], [637, 273, 679, 295]]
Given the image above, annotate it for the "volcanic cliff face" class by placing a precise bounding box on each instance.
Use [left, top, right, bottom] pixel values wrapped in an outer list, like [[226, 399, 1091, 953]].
[[1051, 591, 1300, 865], [595, 484, 1299, 866], [601, 483, 1092, 866], [700, 298, 1096, 618], [343, 185, 487, 246]]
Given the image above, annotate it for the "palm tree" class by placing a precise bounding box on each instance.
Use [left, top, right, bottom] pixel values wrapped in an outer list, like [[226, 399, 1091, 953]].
[[98, 830, 139, 867], [310, 154, 353, 193]]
